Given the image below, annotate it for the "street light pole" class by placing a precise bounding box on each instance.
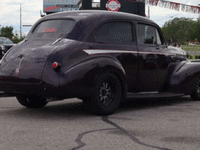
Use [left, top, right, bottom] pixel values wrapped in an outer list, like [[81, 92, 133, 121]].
[[20, 4, 22, 39]]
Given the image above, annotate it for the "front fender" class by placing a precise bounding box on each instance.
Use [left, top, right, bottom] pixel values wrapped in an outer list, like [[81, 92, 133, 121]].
[[162, 60, 200, 94], [59, 56, 126, 98]]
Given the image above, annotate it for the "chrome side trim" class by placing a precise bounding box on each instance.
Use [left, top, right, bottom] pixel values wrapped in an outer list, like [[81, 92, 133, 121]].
[[83, 49, 176, 56]]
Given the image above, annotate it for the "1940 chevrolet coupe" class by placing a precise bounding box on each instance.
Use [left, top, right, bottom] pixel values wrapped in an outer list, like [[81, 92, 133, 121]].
[[0, 10, 199, 115]]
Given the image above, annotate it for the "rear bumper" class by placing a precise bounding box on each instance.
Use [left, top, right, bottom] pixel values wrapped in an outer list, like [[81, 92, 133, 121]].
[[0, 80, 85, 99], [0, 81, 45, 96]]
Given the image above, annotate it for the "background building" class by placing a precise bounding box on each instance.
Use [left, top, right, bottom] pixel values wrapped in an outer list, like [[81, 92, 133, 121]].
[[43, 0, 145, 16]]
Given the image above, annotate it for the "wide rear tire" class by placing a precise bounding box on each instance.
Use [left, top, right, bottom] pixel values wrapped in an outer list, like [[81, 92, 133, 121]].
[[84, 73, 122, 115], [16, 95, 48, 108]]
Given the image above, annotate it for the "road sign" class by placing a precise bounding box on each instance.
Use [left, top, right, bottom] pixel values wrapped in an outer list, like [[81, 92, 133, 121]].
[[106, 0, 121, 11], [43, 0, 79, 13]]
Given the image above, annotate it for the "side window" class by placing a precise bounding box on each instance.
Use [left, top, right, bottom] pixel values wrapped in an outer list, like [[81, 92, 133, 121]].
[[95, 22, 133, 44], [137, 24, 162, 45], [156, 29, 162, 45]]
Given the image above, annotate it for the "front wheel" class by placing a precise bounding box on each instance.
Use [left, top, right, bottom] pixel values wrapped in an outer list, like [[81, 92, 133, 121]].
[[16, 95, 48, 108], [190, 77, 200, 100], [84, 73, 122, 115]]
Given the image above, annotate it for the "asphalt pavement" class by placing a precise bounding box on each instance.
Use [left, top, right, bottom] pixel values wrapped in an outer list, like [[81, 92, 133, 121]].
[[0, 96, 200, 150]]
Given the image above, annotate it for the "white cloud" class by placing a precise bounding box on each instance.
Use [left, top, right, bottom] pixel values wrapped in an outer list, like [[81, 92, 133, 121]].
[[146, 0, 200, 27], [0, 0, 42, 34]]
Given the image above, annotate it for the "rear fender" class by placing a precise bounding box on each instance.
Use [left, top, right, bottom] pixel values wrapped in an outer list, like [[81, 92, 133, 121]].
[[59, 56, 126, 98]]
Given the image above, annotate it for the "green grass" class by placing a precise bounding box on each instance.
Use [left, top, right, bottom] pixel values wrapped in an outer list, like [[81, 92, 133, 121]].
[[187, 54, 200, 59], [181, 45, 200, 51], [180, 45, 200, 59]]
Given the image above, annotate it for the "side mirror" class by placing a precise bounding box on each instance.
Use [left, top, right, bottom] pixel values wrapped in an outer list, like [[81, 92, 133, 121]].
[[0, 46, 5, 56], [0, 45, 5, 51]]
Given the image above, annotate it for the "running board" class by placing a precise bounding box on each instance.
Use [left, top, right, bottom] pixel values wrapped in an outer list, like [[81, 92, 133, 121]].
[[126, 91, 184, 99]]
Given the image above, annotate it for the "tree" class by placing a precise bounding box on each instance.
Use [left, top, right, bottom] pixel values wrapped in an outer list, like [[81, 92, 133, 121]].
[[161, 17, 196, 44], [0, 26, 14, 40], [190, 18, 200, 42], [12, 31, 25, 44]]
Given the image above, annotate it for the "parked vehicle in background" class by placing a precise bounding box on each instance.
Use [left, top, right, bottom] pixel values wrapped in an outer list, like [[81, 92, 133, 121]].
[[0, 10, 200, 115], [0, 37, 15, 59]]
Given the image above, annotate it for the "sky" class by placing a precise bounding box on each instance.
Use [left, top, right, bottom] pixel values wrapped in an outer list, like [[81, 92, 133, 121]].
[[0, 0, 199, 37]]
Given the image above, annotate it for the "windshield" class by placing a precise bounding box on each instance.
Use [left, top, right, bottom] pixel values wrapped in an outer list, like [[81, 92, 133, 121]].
[[33, 20, 75, 34], [0, 38, 13, 44]]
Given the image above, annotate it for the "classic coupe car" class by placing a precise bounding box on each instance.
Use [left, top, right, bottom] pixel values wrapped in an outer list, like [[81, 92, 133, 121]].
[[0, 10, 199, 115]]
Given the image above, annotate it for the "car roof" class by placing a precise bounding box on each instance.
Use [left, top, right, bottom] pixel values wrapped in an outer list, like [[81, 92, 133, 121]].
[[28, 10, 158, 41], [0, 37, 9, 40], [40, 10, 155, 25], [0, 37, 14, 45]]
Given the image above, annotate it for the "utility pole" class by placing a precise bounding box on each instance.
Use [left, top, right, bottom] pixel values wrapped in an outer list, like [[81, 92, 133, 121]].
[[20, 4, 22, 39]]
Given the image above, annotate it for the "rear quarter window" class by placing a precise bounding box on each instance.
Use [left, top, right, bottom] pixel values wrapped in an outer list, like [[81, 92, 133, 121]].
[[94, 22, 133, 44]]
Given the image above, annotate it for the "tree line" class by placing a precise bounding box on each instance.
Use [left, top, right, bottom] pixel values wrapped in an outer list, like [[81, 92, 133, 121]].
[[161, 17, 200, 45], [0, 26, 25, 43]]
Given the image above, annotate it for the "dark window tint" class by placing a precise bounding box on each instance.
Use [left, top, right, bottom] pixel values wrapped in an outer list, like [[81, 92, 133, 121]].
[[137, 24, 162, 45], [95, 22, 133, 44], [33, 20, 75, 34]]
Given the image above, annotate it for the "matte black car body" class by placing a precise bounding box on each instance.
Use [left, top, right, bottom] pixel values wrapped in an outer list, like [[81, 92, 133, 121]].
[[0, 10, 199, 115]]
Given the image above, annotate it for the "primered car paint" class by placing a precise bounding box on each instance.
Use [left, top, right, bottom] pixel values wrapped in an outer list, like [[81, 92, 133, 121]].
[[0, 10, 197, 101]]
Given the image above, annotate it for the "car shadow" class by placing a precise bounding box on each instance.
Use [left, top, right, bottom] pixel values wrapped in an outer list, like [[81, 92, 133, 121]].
[[1, 99, 94, 120], [1, 96, 194, 119], [117, 96, 193, 114]]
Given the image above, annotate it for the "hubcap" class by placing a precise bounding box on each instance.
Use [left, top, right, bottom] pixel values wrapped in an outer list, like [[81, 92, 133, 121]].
[[197, 78, 200, 94], [99, 82, 113, 105]]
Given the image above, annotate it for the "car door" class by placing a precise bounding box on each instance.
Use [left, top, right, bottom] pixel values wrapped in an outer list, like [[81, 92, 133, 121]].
[[136, 23, 170, 92], [90, 21, 139, 93]]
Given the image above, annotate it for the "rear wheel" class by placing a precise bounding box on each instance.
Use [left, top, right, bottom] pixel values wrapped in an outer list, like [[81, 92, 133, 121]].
[[84, 73, 122, 115], [16, 95, 48, 108], [190, 77, 200, 100]]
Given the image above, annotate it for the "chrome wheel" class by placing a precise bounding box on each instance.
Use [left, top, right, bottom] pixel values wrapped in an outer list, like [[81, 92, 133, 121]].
[[100, 82, 113, 106], [83, 73, 122, 115], [196, 78, 200, 94]]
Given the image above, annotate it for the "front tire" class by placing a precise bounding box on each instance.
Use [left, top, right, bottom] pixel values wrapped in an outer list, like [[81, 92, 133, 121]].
[[16, 95, 48, 108], [190, 77, 200, 100], [84, 73, 122, 115]]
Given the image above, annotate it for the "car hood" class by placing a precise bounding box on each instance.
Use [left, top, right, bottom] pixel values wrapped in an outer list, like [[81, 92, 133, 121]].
[[167, 46, 186, 55]]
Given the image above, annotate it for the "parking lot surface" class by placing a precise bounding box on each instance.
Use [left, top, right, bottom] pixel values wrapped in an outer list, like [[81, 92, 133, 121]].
[[0, 96, 200, 150]]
